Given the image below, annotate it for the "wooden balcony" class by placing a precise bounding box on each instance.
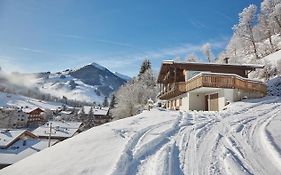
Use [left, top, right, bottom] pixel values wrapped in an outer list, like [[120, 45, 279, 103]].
[[158, 73, 267, 100]]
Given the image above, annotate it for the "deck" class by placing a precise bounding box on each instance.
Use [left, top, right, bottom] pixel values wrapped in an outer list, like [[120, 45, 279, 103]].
[[159, 73, 267, 100]]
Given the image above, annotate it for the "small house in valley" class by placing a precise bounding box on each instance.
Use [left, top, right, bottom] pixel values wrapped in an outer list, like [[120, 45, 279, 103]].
[[23, 107, 45, 126], [0, 107, 28, 128], [32, 121, 82, 141], [0, 129, 57, 169], [81, 106, 111, 125], [157, 61, 267, 111]]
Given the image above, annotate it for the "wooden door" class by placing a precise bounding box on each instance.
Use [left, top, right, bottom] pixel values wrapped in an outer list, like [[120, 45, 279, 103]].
[[209, 93, 219, 111], [205, 95, 209, 111]]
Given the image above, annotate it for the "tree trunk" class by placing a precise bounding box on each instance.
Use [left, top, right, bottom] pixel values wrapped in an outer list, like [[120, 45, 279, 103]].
[[274, 16, 281, 33], [252, 40, 259, 59], [269, 35, 274, 51]]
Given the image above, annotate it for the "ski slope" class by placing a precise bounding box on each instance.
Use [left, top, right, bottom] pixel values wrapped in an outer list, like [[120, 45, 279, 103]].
[[1, 97, 281, 175]]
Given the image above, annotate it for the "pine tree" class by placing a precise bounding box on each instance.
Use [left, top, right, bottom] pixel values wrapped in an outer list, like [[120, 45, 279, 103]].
[[109, 94, 116, 108], [102, 97, 109, 107], [87, 107, 95, 128], [138, 59, 151, 77]]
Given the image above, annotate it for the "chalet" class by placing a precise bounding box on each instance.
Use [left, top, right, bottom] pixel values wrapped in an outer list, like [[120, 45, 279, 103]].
[[157, 61, 267, 111], [0, 129, 57, 169], [81, 106, 111, 125], [23, 107, 45, 126], [93, 107, 111, 125], [32, 121, 82, 141]]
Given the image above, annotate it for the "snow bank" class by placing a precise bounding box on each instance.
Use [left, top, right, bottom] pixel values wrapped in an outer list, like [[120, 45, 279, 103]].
[[1, 97, 281, 175]]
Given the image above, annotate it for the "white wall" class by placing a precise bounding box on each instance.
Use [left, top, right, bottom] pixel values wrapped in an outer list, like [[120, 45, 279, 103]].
[[179, 93, 189, 111], [189, 93, 205, 111], [232, 89, 264, 101]]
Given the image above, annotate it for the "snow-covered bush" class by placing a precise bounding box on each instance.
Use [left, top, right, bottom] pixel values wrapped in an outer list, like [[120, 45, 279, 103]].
[[112, 66, 159, 120]]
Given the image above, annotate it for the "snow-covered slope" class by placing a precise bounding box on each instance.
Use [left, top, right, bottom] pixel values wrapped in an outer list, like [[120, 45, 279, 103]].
[[1, 96, 281, 175], [34, 62, 127, 103], [0, 92, 63, 110], [114, 72, 131, 81]]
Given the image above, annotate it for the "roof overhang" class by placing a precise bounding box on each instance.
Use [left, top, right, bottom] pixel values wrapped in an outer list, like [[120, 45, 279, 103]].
[[157, 61, 264, 83]]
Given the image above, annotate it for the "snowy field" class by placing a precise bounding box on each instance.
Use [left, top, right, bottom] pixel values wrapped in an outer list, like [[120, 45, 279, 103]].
[[1, 96, 281, 175], [0, 92, 63, 110]]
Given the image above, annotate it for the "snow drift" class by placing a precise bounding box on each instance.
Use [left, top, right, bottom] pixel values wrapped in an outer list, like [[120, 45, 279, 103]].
[[1, 96, 281, 175]]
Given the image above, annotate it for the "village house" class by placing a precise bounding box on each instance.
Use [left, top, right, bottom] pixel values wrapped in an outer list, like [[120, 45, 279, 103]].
[[0, 107, 28, 128], [23, 107, 45, 126], [0, 129, 57, 169], [157, 60, 267, 111], [93, 107, 111, 125], [81, 106, 111, 125], [32, 121, 82, 141]]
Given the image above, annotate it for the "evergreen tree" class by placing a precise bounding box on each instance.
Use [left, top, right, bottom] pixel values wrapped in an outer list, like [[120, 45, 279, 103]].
[[138, 59, 151, 77], [109, 94, 116, 108], [87, 107, 95, 128], [102, 97, 109, 107]]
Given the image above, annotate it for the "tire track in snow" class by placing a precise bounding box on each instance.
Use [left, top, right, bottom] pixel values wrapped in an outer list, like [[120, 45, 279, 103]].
[[111, 112, 182, 175]]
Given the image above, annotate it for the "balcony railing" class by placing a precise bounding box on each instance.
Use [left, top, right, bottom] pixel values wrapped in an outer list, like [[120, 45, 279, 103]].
[[159, 73, 267, 100]]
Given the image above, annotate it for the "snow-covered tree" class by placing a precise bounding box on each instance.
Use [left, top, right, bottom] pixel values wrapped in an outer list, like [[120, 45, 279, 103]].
[[201, 43, 213, 62], [185, 54, 198, 62], [112, 64, 158, 119], [138, 59, 151, 77], [233, 4, 259, 59], [258, 0, 275, 51], [272, 0, 281, 33]]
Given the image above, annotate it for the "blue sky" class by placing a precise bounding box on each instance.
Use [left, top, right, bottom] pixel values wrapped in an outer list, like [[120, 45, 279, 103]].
[[0, 0, 261, 76]]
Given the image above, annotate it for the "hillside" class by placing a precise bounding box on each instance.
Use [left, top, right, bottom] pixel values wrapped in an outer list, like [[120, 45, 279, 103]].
[[0, 62, 128, 104], [0, 91, 64, 110], [1, 95, 280, 175]]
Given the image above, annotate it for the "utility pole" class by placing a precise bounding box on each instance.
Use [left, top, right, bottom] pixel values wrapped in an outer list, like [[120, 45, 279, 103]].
[[46, 122, 55, 147], [48, 122, 52, 147]]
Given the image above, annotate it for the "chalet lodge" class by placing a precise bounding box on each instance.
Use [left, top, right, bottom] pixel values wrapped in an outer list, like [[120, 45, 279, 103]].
[[157, 61, 267, 111]]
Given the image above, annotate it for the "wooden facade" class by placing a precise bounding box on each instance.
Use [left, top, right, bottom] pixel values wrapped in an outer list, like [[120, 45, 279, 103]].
[[26, 108, 45, 125], [158, 61, 267, 102]]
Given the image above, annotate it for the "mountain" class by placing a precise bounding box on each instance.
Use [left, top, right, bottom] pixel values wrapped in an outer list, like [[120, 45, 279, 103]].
[[34, 62, 128, 103], [114, 72, 131, 81]]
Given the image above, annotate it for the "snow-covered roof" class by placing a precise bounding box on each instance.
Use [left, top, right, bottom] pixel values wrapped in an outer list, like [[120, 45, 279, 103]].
[[81, 106, 109, 116], [0, 139, 57, 165], [0, 129, 34, 148], [168, 60, 264, 68], [59, 111, 73, 115], [32, 121, 82, 139], [22, 107, 43, 113]]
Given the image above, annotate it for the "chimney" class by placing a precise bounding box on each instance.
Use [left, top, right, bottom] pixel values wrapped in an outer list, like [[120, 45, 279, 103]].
[[224, 57, 229, 64]]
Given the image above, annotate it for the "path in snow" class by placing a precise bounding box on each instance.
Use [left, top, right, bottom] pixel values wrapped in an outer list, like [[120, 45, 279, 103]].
[[111, 97, 281, 175]]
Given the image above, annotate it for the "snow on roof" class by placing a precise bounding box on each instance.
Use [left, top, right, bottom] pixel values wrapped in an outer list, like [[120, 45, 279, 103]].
[[81, 106, 109, 116], [167, 60, 264, 68], [22, 107, 43, 113], [32, 121, 82, 139], [0, 139, 57, 165], [59, 111, 73, 115], [0, 129, 27, 148]]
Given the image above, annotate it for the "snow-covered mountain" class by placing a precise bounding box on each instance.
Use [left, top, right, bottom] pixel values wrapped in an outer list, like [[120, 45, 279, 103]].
[[0, 91, 64, 110], [34, 62, 127, 103], [1, 95, 281, 175], [114, 72, 131, 81]]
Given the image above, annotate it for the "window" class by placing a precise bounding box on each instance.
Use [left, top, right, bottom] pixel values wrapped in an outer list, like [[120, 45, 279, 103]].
[[187, 71, 201, 79]]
